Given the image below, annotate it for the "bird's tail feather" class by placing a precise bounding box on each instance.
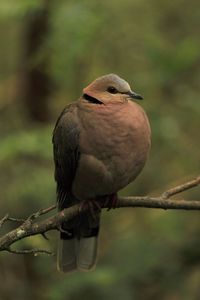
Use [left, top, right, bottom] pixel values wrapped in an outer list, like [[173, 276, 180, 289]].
[[57, 212, 100, 273], [57, 238, 77, 273], [57, 235, 98, 272], [77, 236, 98, 271]]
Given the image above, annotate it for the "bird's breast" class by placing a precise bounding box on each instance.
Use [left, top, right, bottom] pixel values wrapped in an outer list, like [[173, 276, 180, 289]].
[[73, 102, 151, 199]]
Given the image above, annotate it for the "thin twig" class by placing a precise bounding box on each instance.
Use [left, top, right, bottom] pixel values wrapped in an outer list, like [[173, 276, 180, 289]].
[[0, 214, 9, 228], [41, 232, 49, 240], [6, 248, 55, 256], [0, 215, 26, 228], [162, 176, 200, 199], [27, 205, 56, 222], [8, 217, 26, 222]]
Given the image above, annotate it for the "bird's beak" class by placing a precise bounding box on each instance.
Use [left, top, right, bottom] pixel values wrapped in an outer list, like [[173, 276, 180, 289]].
[[127, 91, 143, 100]]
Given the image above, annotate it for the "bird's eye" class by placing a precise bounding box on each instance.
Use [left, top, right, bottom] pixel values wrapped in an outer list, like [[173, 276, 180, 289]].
[[107, 86, 118, 94]]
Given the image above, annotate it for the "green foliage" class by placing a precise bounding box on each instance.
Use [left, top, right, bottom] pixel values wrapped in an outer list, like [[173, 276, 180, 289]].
[[0, 126, 52, 163], [0, 0, 41, 19]]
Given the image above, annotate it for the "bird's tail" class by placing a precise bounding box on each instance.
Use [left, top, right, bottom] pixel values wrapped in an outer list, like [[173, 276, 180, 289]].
[[57, 212, 100, 273]]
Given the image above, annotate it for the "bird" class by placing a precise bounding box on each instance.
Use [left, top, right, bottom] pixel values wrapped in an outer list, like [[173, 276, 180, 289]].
[[52, 74, 151, 273]]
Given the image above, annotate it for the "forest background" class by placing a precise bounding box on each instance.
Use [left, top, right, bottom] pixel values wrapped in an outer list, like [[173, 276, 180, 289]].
[[0, 1, 199, 299]]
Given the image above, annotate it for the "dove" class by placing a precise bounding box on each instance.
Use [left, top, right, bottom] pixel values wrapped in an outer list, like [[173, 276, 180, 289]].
[[53, 74, 151, 272]]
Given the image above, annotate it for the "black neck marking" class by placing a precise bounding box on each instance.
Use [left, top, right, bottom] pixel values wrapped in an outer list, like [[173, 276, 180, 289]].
[[83, 93, 103, 105]]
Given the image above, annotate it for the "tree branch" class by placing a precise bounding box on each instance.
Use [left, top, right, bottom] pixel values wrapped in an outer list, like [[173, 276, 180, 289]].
[[6, 248, 54, 256], [0, 176, 199, 255]]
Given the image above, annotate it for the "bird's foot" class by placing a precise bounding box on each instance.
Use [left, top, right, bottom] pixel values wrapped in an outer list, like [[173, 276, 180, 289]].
[[103, 193, 118, 210], [79, 199, 101, 220]]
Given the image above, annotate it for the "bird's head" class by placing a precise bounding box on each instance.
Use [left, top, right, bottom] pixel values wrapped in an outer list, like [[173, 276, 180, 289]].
[[82, 74, 143, 106]]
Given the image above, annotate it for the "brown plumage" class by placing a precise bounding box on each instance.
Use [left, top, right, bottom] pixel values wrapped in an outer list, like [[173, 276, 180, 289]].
[[53, 74, 151, 272]]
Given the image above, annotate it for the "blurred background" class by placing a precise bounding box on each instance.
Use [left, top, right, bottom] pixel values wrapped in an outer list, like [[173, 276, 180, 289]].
[[0, 0, 200, 299]]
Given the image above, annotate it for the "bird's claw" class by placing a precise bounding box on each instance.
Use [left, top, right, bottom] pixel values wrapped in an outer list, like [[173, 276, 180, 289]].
[[103, 193, 118, 210], [79, 200, 101, 220]]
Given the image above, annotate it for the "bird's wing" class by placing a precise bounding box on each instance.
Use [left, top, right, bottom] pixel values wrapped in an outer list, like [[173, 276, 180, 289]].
[[52, 103, 80, 209]]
